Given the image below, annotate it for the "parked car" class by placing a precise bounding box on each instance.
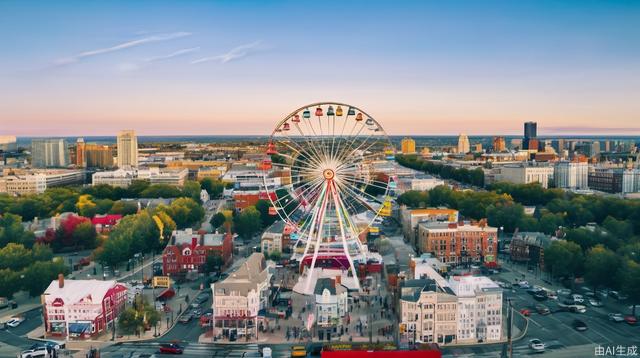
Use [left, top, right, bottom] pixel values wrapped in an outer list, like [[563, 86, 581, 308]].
[[159, 343, 184, 354], [608, 313, 625, 322], [533, 292, 548, 301], [588, 298, 603, 307], [557, 288, 572, 296], [519, 309, 531, 317], [573, 319, 588, 331], [568, 305, 587, 313], [610, 291, 629, 300], [535, 304, 550, 315], [624, 315, 638, 325], [19, 345, 49, 358], [529, 338, 546, 352], [571, 294, 585, 304], [291, 346, 307, 357], [178, 314, 192, 324], [544, 290, 558, 300]]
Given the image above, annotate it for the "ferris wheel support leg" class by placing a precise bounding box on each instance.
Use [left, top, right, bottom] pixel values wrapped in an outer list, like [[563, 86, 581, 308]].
[[329, 181, 361, 292], [304, 182, 330, 294]]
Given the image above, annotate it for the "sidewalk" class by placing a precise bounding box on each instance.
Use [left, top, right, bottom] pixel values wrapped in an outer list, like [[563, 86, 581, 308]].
[[0, 291, 41, 321]]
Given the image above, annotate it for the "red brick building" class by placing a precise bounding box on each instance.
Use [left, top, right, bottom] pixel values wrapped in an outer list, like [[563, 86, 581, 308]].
[[162, 228, 233, 275], [91, 214, 122, 233], [233, 191, 276, 210], [417, 220, 498, 266]]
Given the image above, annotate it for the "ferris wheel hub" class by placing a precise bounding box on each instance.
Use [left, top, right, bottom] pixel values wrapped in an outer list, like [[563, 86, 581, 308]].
[[323, 169, 335, 180]]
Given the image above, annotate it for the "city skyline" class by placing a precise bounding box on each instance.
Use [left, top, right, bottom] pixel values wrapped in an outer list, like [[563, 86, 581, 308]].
[[2, 1, 640, 136]]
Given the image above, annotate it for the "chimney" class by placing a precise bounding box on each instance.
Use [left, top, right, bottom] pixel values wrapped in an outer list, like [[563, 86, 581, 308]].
[[192, 236, 198, 247], [58, 274, 64, 289], [331, 278, 336, 288], [335, 275, 341, 285]]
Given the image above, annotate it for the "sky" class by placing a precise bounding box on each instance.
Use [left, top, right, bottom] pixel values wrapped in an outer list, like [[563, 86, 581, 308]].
[[1, 0, 639, 136]]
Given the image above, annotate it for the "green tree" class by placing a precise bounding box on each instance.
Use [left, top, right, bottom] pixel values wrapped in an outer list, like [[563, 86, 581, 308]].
[[0, 213, 35, 247], [584, 245, 620, 292], [109, 201, 139, 216], [0, 243, 33, 271], [204, 253, 224, 273], [210, 212, 226, 229], [182, 180, 202, 202], [397, 191, 429, 208], [234, 207, 262, 239], [162, 198, 205, 229], [127, 180, 151, 198], [200, 178, 225, 198], [619, 260, 640, 316], [544, 240, 584, 279], [269, 250, 282, 262], [72, 221, 98, 249], [486, 202, 525, 233], [94, 199, 115, 214], [255, 199, 277, 228], [538, 212, 565, 235], [140, 184, 182, 198], [0, 269, 21, 298], [118, 307, 144, 336], [21, 259, 68, 297]]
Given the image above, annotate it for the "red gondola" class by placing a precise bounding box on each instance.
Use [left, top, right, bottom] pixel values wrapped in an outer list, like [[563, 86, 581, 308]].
[[266, 142, 277, 155], [268, 206, 277, 216], [283, 123, 290, 131], [292, 114, 300, 123], [355, 113, 363, 121], [315, 106, 323, 116]]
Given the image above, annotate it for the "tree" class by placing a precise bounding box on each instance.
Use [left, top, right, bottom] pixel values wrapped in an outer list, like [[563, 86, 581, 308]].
[[269, 250, 282, 262], [210, 212, 226, 229], [0, 213, 35, 248], [255, 200, 277, 228], [109, 201, 139, 216], [126, 180, 150, 198], [161, 198, 205, 229], [544, 240, 584, 280], [584, 245, 620, 292], [94, 199, 115, 215], [204, 253, 224, 273], [76, 194, 97, 217], [486, 202, 525, 233], [234, 207, 262, 239], [72, 221, 98, 249], [619, 260, 640, 316], [397, 191, 429, 209], [118, 307, 144, 336], [182, 181, 202, 202], [21, 259, 68, 297], [0, 269, 21, 298], [140, 184, 182, 199], [200, 178, 225, 198], [0, 243, 33, 271], [538, 212, 565, 235]]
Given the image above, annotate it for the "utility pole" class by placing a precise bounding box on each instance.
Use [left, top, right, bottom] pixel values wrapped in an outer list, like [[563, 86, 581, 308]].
[[507, 298, 513, 358]]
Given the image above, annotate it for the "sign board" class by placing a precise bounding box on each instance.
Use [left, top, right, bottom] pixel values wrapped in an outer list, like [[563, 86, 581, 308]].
[[153, 276, 171, 288]]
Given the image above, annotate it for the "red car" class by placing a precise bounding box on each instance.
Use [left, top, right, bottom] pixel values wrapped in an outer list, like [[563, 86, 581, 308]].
[[159, 343, 184, 354], [519, 309, 531, 317], [624, 316, 637, 325]]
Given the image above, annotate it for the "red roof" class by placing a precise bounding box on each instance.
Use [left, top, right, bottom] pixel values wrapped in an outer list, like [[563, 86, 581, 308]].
[[91, 214, 123, 226]]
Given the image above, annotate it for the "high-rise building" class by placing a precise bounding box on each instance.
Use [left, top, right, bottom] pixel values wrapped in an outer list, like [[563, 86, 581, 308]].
[[554, 158, 589, 189], [116, 130, 138, 168], [492, 137, 506, 152], [0, 136, 17, 152], [31, 138, 68, 168], [457, 133, 470, 154], [400, 137, 416, 154], [85, 144, 114, 168], [523, 122, 537, 150], [473, 143, 483, 153], [75, 138, 86, 167]]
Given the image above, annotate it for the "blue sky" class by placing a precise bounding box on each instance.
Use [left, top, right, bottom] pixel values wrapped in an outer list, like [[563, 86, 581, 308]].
[[1, 0, 639, 136]]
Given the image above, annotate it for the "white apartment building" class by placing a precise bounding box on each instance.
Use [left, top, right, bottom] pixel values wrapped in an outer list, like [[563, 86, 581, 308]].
[[92, 167, 188, 187], [211, 253, 273, 341], [116, 130, 138, 168], [31, 138, 68, 168], [0, 170, 84, 195], [496, 165, 554, 188], [399, 257, 503, 346], [448, 276, 503, 343], [396, 176, 445, 194], [314, 278, 349, 340], [554, 160, 588, 189]]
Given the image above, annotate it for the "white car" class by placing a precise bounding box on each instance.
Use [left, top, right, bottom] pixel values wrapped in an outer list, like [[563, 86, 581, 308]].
[[19, 345, 48, 358], [529, 338, 546, 352], [609, 313, 625, 322], [588, 298, 603, 307], [571, 294, 585, 303], [557, 288, 571, 296], [6, 317, 24, 328]]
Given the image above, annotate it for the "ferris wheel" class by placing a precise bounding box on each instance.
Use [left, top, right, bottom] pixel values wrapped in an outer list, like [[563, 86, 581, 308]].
[[263, 102, 393, 292]]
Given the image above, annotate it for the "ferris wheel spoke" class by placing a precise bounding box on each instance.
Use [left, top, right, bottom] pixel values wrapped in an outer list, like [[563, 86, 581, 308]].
[[275, 138, 324, 169], [334, 124, 370, 165], [291, 122, 327, 165], [342, 176, 389, 193], [335, 178, 385, 205], [333, 119, 365, 164]]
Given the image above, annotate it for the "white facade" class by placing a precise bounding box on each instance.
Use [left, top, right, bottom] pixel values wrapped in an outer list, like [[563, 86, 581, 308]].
[[448, 276, 502, 343], [92, 167, 188, 187], [116, 130, 138, 168], [496, 165, 554, 188], [0, 170, 84, 195], [554, 161, 588, 189], [92, 169, 136, 187], [31, 138, 68, 168], [314, 278, 349, 333]]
